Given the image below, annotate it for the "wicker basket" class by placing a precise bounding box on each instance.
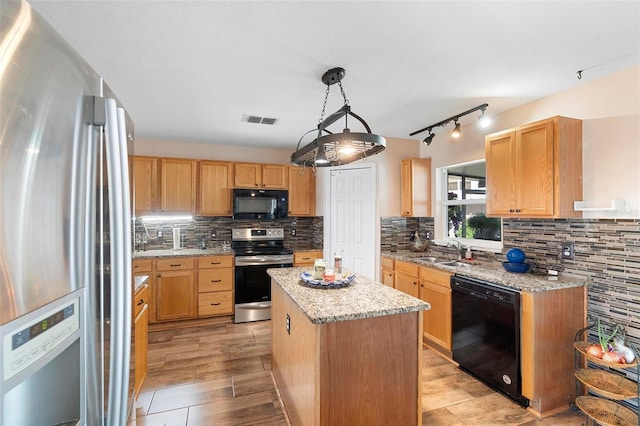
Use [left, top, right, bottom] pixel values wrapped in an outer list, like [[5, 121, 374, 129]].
[[574, 341, 638, 368], [575, 396, 638, 426], [575, 369, 637, 400]]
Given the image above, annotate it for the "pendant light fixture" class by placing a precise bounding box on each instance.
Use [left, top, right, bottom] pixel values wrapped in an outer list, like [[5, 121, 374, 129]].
[[291, 67, 386, 167], [410, 103, 489, 145]]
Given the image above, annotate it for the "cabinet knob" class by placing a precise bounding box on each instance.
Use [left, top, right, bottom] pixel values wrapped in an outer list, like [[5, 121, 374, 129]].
[[137, 299, 145, 306], [515, 209, 521, 213], [509, 209, 515, 213]]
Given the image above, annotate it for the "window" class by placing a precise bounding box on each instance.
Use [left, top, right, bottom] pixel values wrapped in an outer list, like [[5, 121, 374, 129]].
[[437, 160, 502, 251]]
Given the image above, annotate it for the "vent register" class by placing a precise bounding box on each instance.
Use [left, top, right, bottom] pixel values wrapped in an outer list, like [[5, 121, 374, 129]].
[[242, 114, 278, 125]]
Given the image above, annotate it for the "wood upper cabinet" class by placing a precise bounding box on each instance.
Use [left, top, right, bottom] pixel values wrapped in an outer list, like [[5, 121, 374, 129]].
[[288, 166, 316, 216], [234, 162, 287, 188], [401, 158, 431, 217], [155, 257, 196, 321], [485, 116, 582, 218], [198, 160, 233, 216], [160, 158, 197, 213], [132, 156, 158, 214], [418, 266, 452, 353]]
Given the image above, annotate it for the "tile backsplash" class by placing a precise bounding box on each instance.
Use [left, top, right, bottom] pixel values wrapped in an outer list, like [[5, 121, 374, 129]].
[[134, 216, 323, 251]]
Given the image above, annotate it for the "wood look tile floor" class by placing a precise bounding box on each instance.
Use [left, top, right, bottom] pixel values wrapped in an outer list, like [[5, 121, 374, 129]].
[[132, 321, 587, 425]]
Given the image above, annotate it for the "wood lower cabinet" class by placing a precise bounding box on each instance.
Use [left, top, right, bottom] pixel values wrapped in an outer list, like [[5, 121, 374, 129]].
[[293, 250, 323, 267], [197, 255, 234, 317], [401, 158, 431, 217], [485, 116, 582, 218], [394, 260, 420, 297], [521, 285, 587, 417], [160, 158, 197, 213], [288, 166, 316, 216], [381, 256, 395, 287], [418, 266, 452, 354], [133, 259, 156, 323], [133, 283, 149, 397], [155, 258, 196, 321], [198, 160, 233, 216]]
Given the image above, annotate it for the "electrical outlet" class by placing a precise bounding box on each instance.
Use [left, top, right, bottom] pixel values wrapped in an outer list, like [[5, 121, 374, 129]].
[[157, 231, 163, 238], [291, 228, 296, 237], [211, 229, 217, 238], [286, 314, 291, 335], [562, 242, 575, 259]]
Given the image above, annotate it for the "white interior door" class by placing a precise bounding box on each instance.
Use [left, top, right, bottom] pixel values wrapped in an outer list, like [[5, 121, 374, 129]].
[[327, 164, 376, 279]]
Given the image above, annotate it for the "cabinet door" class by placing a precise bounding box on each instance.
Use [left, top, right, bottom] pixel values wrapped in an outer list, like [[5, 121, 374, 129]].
[[401, 158, 431, 217], [160, 158, 197, 213], [395, 272, 419, 298], [132, 156, 158, 214], [381, 269, 395, 287], [262, 164, 288, 189], [516, 120, 554, 216], [134, 301, 148, 396], [198, 161, 233, 216], [156, 270, 196, 321], [486, 132, 517, 216], [234, 162, 262, 187], [419, 280, 452, 350], [288, 167, 316, 216]]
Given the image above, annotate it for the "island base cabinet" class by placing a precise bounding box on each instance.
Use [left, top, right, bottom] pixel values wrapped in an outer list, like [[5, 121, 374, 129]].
[[271, 281, 423, 426]]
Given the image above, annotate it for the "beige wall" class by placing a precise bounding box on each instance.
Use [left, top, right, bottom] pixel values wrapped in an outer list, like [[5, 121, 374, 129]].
[[421, 64, 640, 218]]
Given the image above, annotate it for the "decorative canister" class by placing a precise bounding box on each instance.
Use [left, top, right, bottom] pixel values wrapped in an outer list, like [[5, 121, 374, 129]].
[[313, 259, 326, 280]]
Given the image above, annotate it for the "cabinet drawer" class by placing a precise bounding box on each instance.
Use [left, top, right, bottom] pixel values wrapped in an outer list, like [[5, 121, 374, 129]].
[[381, 256, 394, 270], [419, 266, 452, 288], [199, 291, 233, 316], [294, 251, 323, 265], [156, 257, 194, 271], [395, 260, 419, 277], [133, 259, 153, 272], [133, 284, 149, 317], [198, 269, 233, 292], [198, 255, 234, 269]]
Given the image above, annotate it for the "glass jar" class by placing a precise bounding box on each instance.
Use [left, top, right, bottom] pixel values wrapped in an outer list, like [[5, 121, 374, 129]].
[[313, 259, 326, 280]]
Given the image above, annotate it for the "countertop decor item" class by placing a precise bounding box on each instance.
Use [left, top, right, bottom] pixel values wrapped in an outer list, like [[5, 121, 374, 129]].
[[300, 271, 355, 289], [502, 262, 531, 273], [506, 248, 526, 263], [291, 67, 386, 167]]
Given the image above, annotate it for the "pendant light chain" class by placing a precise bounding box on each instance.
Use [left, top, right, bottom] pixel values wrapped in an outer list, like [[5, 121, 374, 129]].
[[338, 80, 349, 106], [318, 84, 331, 125]]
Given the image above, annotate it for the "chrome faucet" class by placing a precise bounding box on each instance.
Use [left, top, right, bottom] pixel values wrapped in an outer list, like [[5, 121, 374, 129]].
[[447, 240, 463, 260]]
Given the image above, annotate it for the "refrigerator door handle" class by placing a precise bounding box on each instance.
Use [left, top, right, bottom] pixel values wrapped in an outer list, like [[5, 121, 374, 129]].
[[104, 98, 132, 426]]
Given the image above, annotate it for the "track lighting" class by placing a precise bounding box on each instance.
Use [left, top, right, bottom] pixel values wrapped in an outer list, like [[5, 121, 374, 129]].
[[451, 121, 461, 138], [422, 131, 435, 146], [291, 67, 386, 167], [478, 106, 491, 128], [409, 103, 489, 145]]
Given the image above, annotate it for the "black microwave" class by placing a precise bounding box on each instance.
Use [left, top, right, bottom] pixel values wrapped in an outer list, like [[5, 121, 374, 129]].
[[232, 189, 288, 219]]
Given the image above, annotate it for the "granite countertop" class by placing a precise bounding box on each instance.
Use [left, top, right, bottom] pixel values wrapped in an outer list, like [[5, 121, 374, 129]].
[[382, 251, 587, 292], [133, 247, 234, 258], [268, 266, 430, 325]]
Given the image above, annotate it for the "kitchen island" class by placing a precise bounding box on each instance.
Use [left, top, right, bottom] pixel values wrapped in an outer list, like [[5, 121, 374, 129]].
[[268, 267, 430, 426]]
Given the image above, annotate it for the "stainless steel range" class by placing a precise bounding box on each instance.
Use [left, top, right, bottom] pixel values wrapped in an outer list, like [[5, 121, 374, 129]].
[[232, 228, 293, 323]]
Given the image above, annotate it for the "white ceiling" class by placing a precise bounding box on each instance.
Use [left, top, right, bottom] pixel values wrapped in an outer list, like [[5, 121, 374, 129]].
[[29, 1, 640, 150]]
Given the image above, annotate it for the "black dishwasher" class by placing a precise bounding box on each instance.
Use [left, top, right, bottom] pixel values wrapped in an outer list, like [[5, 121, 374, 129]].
[[451, 275, 529, 407]]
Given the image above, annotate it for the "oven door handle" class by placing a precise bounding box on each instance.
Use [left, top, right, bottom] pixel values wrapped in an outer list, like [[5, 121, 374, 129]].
[[235, 258, 293, 266]]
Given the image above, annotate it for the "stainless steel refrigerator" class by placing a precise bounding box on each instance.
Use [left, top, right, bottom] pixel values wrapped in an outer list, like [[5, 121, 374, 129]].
[[0, 1, 134, 425]]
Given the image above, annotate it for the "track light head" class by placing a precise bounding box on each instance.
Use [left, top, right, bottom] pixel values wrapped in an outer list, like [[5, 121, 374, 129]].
[[478, 108, 491, 128], [451, 121, 461, 138], [422, 131, 435, 145]]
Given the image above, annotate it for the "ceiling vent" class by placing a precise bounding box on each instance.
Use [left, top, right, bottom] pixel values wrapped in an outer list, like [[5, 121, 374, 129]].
[[242, 114, 278, 125]]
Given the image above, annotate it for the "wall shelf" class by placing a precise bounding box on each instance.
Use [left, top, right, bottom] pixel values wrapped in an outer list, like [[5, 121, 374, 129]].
[[574, 199, 625, 212]]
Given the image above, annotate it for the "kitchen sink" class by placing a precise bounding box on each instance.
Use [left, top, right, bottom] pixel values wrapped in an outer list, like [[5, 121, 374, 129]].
[[438, 260, 472, 268], [413, 256, 440, 263]]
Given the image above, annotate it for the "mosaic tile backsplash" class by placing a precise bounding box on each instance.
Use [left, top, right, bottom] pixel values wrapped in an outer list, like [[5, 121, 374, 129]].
[[134, 216, 323, 251]]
